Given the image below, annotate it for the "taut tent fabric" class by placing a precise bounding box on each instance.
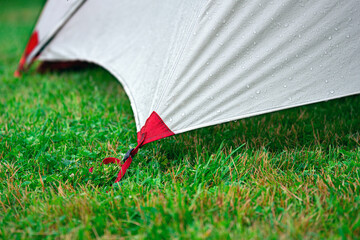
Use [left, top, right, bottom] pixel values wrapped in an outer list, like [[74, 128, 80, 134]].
[[18, 0, 360, 180]]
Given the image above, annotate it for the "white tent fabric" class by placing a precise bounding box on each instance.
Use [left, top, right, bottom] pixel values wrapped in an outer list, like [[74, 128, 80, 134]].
[[22, 0, 85, 66], [21, 0, 360, 142]]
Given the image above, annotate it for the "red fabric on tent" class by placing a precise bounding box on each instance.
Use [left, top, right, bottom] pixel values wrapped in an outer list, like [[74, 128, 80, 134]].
[[137, 111, 174, 145]]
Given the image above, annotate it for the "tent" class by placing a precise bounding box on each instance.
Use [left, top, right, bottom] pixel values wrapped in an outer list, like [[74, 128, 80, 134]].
[[17, 0, 360, 182]]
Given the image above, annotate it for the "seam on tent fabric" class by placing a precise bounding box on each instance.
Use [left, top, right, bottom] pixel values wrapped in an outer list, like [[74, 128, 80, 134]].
[[146, 2, 183, 117], [27, 0, 87, 65], [151, 2, 195, 114], [153, 1, 207, 115], [172, 91, 360, 135]]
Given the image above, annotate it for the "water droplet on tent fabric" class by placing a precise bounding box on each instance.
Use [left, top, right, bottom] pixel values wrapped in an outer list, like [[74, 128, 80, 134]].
[[169, 117, 173, 122], [330, 90, 335, 94], [256, 90, 261, 94], [328, 36, 332, 40], [283, 84, 287, 88]]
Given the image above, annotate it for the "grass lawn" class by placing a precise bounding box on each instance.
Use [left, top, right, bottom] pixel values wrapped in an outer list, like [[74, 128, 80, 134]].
[[1, 1, 360, 239]]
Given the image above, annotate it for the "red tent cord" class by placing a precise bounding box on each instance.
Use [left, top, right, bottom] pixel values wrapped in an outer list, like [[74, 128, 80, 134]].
[[88, 111, 174, 183], [89, 133, 145, 183]]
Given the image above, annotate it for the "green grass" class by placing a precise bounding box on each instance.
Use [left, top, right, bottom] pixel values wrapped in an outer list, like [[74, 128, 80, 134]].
[[0, 1, 360, 239]]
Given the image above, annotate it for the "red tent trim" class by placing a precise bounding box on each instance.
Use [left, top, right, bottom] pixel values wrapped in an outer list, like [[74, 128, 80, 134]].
[[15, 31, 39, 76]]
